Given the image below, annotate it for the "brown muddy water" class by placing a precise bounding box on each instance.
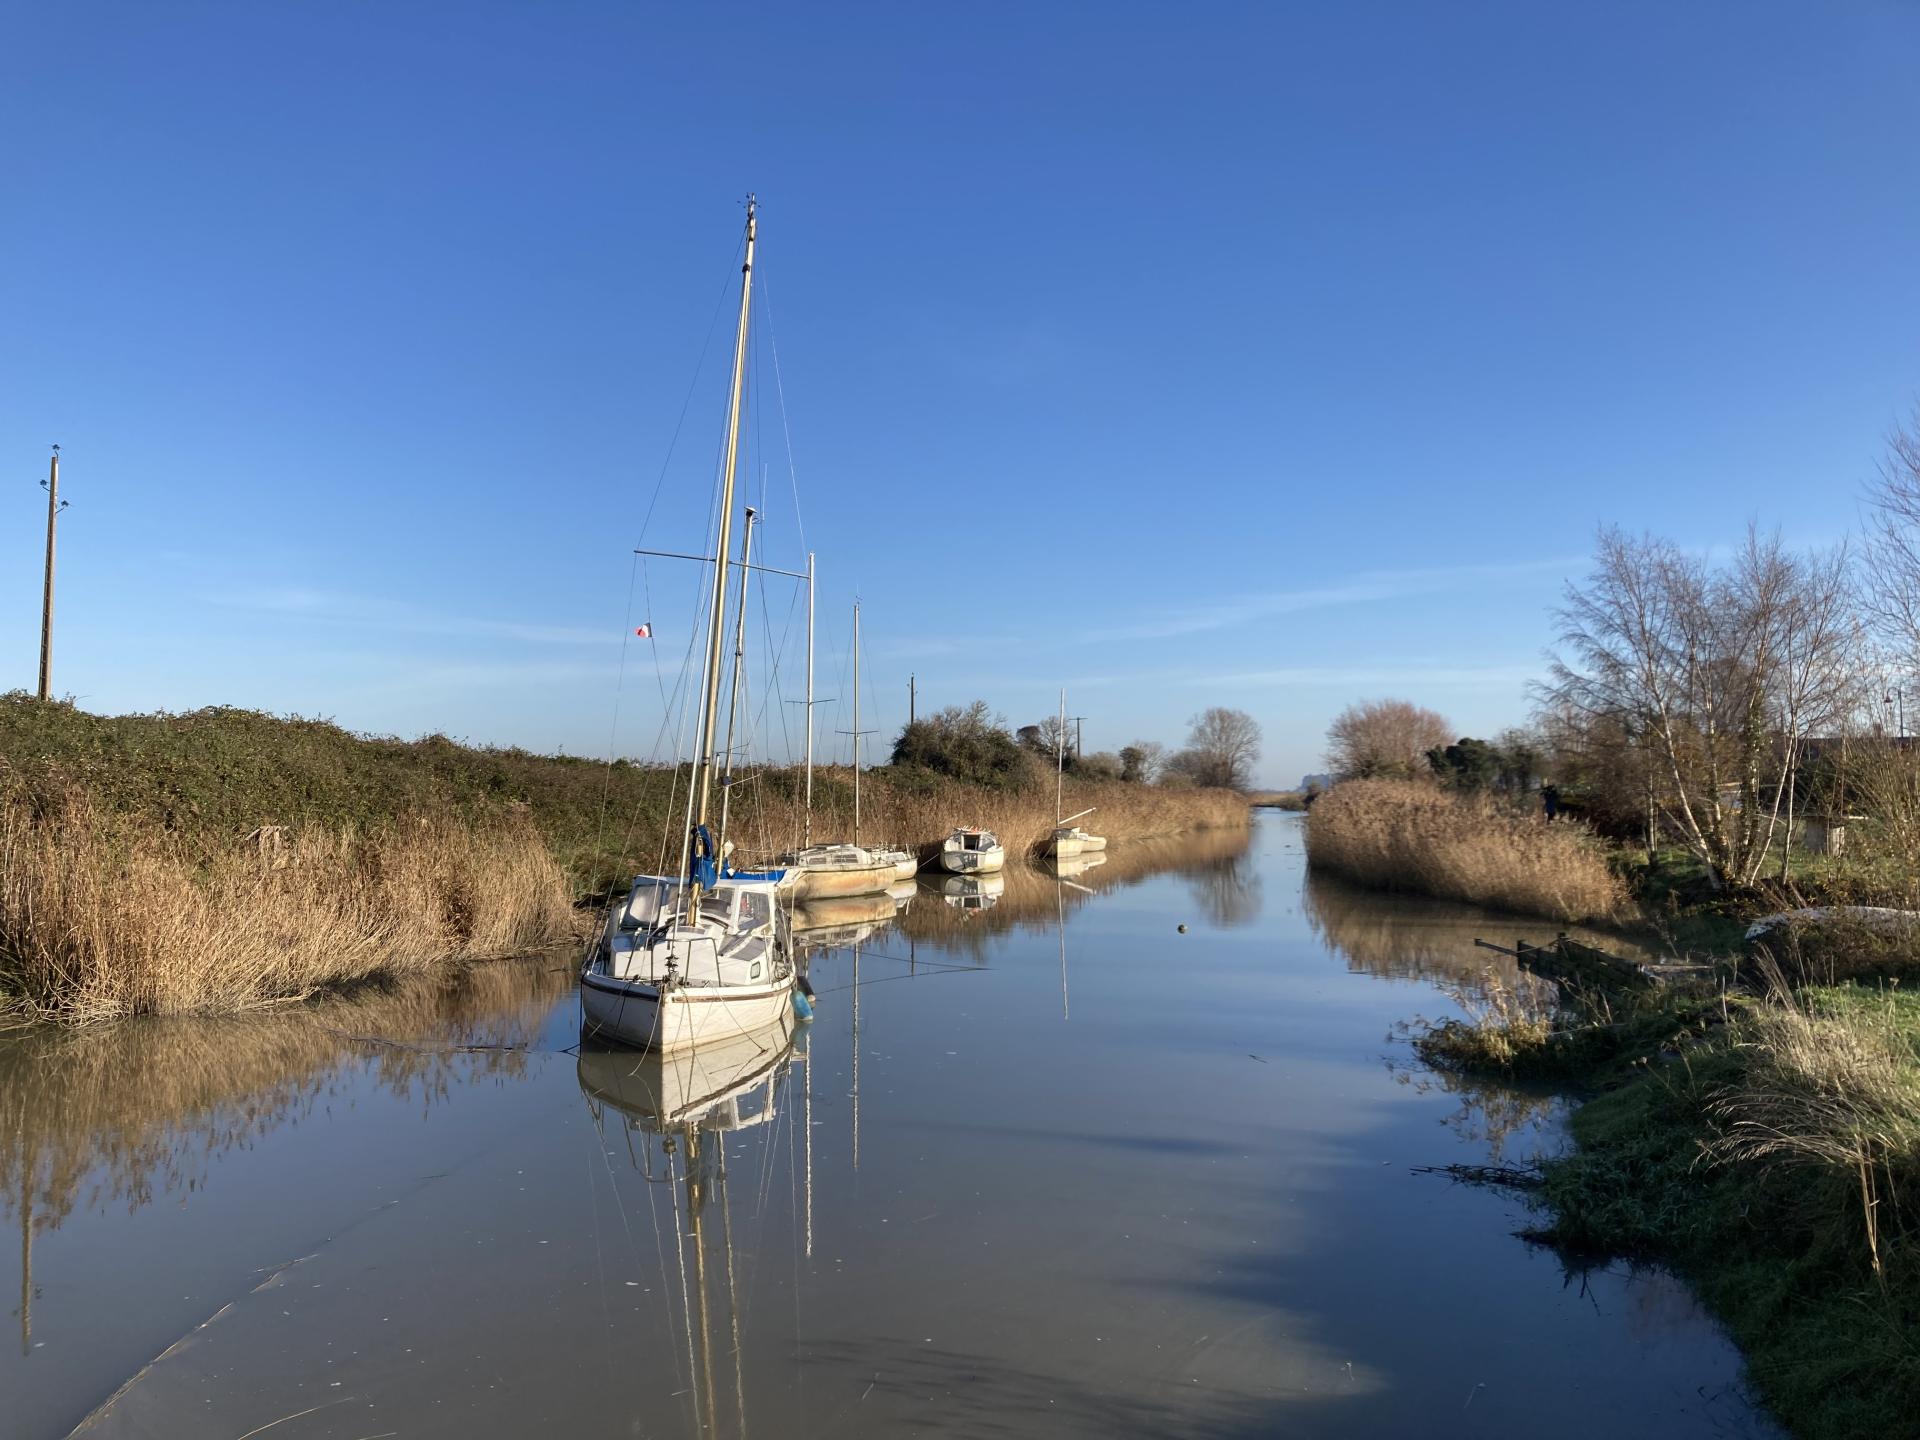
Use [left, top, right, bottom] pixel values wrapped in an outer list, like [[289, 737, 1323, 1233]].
[[3, 814, 1779, 1438]]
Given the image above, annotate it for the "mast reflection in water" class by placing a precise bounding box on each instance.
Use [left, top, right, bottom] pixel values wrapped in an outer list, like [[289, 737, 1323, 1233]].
[[577, 1011, 806, 1440]]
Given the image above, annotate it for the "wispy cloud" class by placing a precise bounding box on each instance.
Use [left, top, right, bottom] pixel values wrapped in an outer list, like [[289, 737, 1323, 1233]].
[[1063, 661, 1540, 692], [209, 585, 619, 648], [1081, 557, 1579, 643]]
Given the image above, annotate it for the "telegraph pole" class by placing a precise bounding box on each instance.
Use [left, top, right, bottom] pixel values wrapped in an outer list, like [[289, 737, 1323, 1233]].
[[37, 446, 66, 701], [1072, 715, 1085, 761], [909, 673, 916, 727]]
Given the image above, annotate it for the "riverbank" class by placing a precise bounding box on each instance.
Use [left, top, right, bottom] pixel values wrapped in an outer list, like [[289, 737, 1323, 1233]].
[[0, 698, 1244, 1019], [1413, 939, 1919, 1439], [1304, 778, 1625, 924]]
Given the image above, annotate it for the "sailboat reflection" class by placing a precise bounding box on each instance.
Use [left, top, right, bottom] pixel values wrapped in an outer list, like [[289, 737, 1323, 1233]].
[[576, 1012, 808, 1438], [789, 879, 914, 951], [935, 871, 1005, 914]]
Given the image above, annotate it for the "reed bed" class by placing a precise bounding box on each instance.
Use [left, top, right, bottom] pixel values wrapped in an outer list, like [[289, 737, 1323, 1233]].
[[0, 794, 574, 1022], [1304, 778, 1625, 924]]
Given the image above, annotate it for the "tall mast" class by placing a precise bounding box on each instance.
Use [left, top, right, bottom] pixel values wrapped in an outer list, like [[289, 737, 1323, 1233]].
[[1056, 687, 1067, 824], [689, 196, 757, 911], [803, 552, 815, 848], [37, 447, 61, 701], [852, 601, 862, 845], [716, 508, 758, 848]]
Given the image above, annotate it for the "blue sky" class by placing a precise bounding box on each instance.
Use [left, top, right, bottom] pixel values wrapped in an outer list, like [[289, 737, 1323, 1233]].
[[3, 2, 1917, 787]]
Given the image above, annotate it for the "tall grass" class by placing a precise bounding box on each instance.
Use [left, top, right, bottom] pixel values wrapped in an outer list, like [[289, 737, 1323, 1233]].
[[1305, 778, 1625, 923], [0, 793, 573, 1022]]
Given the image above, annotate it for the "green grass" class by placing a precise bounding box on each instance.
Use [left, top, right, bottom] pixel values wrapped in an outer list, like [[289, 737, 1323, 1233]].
[[0, 694, 774, 895], [1421, 978, 1920, 1439]]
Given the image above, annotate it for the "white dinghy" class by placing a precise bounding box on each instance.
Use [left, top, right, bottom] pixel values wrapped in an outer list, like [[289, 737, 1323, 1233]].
[[936, 826, 1005, 873]]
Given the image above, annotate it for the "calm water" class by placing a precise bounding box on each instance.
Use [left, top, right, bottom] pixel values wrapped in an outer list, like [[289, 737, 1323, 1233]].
[[3, 814, 1777, 1439]]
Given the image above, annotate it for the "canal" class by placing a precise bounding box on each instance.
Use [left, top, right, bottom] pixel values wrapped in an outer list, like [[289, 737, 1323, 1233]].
[[3, 813, 1776, 1437]]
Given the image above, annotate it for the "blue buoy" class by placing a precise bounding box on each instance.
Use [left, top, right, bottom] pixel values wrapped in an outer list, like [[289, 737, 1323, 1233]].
[[792, 989, 814, 1020]]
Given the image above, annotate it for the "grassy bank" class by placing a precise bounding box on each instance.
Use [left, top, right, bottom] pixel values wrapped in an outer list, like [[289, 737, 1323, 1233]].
[[1413, 955, 1920, 1439], [1304, 778, 1625, 923], [0, 697, 1243, 1019]]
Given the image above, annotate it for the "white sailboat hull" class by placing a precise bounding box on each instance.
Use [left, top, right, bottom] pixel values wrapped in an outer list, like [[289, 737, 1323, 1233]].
[[936, 846, 1005, 873], [581, 971, 797, 1051], [788, 860, 898, 900]]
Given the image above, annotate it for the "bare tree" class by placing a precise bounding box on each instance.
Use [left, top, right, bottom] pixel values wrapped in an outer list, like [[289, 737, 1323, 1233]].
[[1172, 708, 1262, 790], [1546, 527, 1859, 889], [1862, 407, 1920, 659], [1023, 713, 1072, 760], [1325, 699, 1452, 781]]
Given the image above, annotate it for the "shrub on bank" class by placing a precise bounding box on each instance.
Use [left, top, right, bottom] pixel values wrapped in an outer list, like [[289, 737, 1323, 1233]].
[[1304, 778, 1625, 923]]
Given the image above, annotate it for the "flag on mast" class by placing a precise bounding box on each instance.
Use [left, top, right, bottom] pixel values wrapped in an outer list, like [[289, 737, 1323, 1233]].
[[634, 623, 652, 638]]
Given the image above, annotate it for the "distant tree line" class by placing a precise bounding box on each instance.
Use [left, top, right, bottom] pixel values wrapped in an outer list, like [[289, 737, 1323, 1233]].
[[892, 704, 1262, 792]]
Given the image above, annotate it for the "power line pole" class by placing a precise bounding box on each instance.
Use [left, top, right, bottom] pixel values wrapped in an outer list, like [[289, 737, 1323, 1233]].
[[37, 446, 66, 701], [1072, 716, 1085, 760], [909, 673, 916, 727]]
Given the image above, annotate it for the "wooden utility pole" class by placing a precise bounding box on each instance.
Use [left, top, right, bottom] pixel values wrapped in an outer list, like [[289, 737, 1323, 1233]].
[[909, 673, 916, 727], [1073, 716, 1085, 760], [37, 446, 65, 701]]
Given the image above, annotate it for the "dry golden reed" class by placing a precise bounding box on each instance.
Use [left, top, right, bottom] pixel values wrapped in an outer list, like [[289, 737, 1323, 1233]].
[[1303, 778, 1625, 924], [718, 773, 1248, 872], [0, 794, 574, 1022]]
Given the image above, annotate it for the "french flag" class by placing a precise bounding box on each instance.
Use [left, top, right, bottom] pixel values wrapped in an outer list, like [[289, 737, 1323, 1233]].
[[634, 623, 652, 639]]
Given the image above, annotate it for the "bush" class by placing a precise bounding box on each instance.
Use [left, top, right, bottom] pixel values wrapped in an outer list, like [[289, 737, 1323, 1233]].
[[889, 702, 1031, 788]]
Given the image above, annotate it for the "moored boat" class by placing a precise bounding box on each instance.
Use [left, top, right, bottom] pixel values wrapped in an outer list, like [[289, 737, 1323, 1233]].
[[936, 826, 1005, 873], [578, 197, 799, 1051]]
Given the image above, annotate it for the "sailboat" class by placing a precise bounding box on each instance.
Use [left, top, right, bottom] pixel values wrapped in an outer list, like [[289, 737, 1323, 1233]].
[[1040, 688, 1106, 858], [779, 601, 918, 897], [580, 197, 799, 1051]]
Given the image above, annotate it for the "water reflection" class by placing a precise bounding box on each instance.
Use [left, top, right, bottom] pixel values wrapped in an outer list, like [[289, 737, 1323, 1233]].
[[3, 817, 1776, 1440], [898, 826, 1258, 958], [576, 1014, 804, 1440], [1301, 866, 1649, 1008], [0, 957, 571, 1349]]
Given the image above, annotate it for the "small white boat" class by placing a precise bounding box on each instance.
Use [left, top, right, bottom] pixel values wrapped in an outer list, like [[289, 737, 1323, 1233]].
[[938, 871, 1005, 912], [782, 842, 902, 900], [582, 872, 799, 1050], [1043, 824, 1106, 858], [936, 827, 1005, 873]]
